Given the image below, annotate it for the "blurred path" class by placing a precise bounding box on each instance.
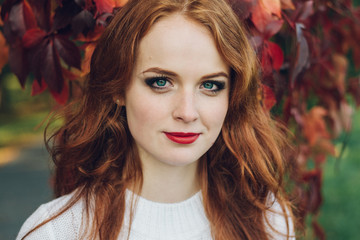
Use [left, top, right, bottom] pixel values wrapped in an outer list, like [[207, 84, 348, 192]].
[[0, 141, 53, 239]]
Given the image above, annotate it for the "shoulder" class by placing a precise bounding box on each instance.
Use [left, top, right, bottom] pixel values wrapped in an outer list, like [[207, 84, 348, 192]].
[[265, 193, 296, 240], [16, 191, 85, 240]]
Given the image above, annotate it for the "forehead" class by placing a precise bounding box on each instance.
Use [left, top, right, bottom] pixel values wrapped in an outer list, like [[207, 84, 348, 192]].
[[134, 14, 228, 76]]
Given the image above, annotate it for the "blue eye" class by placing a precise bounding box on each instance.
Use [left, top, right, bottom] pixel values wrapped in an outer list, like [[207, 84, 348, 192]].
[[145, 76, 171, 91], [201, 81, 225, 93], [203, 82, 214, 89], [155, 79, 167, 87]]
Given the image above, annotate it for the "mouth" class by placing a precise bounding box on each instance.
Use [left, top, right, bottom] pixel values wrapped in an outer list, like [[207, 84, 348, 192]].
[[164, 132, 201, 144]]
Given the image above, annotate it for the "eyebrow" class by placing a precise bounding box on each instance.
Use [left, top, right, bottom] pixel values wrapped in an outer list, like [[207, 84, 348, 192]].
[[142, 67, 229, 80]]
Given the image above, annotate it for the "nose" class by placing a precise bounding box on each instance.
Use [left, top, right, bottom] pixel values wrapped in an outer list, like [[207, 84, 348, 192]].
[[172, 91, 199, 123]]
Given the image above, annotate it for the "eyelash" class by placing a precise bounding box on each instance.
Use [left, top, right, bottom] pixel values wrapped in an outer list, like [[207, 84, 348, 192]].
[[200, 80, 225, 93], [144, 76, 226, 94], [145, 76, 171, 90]]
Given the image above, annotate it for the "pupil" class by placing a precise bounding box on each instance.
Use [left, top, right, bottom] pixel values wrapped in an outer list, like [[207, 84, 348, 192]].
[[156, 79, 166, 86], [204, 82, 213, 89]]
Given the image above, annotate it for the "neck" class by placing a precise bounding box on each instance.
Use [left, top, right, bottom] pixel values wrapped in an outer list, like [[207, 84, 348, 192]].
[[138, 159, 200, 203]]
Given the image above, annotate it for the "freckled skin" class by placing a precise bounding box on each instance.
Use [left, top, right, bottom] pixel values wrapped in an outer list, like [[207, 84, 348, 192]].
[[124, 14, 229, 198]]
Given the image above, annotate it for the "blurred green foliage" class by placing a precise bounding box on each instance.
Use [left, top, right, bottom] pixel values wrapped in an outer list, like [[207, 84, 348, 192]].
[[0, 70, 54, 147], [318, 110, 360, 240]]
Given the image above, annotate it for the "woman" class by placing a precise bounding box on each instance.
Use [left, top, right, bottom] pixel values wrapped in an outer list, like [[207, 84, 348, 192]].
[[17, 0, 296, 239]]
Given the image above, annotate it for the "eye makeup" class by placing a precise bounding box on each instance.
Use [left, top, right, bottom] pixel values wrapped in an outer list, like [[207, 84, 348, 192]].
[[144, 75, 227, 94], [200, 80, 226, 93], [144, 76, 172, 90]]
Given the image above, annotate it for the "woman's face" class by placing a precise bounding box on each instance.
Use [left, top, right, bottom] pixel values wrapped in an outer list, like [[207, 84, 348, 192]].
[[124, 14, 229, 168]]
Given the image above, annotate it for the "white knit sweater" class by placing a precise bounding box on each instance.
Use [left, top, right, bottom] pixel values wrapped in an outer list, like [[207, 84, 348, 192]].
[[16, 190, 294, 240]]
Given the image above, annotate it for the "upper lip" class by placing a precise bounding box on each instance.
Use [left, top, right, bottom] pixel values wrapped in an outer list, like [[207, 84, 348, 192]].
[[164, 132, 200, 137]]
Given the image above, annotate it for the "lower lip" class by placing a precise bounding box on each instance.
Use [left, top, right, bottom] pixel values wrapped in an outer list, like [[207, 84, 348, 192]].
[[164, 132, 200, 144]]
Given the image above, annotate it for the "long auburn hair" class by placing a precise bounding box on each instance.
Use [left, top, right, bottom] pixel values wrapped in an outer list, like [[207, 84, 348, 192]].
[[24, 0, 294, 239]]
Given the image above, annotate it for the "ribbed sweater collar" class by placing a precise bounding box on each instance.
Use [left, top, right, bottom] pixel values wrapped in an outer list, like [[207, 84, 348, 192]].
[[122, 189, 211, 239]]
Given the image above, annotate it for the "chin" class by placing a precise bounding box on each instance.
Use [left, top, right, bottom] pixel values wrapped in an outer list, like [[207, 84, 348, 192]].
[[159, 154, 202, 167]]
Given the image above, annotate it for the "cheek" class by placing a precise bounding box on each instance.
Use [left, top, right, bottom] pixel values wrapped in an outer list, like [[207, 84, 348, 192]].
[[126, 95, 166, 131], [201, 97, 228, 130]]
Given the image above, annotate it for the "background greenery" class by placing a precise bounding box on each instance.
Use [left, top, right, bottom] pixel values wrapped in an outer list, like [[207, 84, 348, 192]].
[[318, 110, 360, 239], [0, 69, 53, 147]]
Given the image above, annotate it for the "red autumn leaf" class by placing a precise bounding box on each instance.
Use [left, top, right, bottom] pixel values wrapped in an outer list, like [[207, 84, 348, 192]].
[[302, 169, 322, 213], [50, 80, 69, 105], [41, 39, 64, 93], [251, 0, 283, 37], [32, 76, 69, 105], [71, 9, 96, 36], [262, 84, 276, 111], [1, 1, 37, 50], [22, 28, 46, 48], [23, 0, 37, 29], [52, 1, 82, 32], [264, 20, 284, 38], [260, 40, 284, 81], [0, 0, 17, 21], [302, 169, 320, 182], [62, 68, 80, 81], [290, 23, 309, 85], [314, 139, 336, 158], [7, 3, 28, 37], [8, 39, 29, 88], [298, 1, 314, 22], [94, 0, 115, 16], [3, 1, 38, 37], [27, 0, 51, 31], [27, 38, 48, 83], [32, 75, 71, 105], [281, 0, 295, 10], [260, 49, 272, 77], [54, 35, 81, 69], [81, 42, 96, 76], [0, 31, 9, 73], [282, 1, 314, 29], [76, 24, 104, 42], [302, 107, 330, 146], [330, 54, 347, 95], [31, 78, 47, 96], [263, 40, 284, 71]]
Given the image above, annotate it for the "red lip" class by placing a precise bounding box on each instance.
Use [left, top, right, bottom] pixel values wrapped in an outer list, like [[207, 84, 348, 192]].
[[164, 132, 200, 144]]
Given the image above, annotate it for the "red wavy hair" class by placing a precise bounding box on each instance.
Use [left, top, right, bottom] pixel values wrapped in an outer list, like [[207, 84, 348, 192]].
[[23, 0, 295, 239]]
